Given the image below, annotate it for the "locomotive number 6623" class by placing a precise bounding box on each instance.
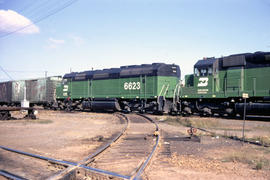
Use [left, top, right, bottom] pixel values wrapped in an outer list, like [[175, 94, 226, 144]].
[[124, 82, 140, 90]]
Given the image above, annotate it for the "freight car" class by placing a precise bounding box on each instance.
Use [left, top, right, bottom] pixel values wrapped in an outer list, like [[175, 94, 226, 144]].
[[0, 80, 25, 106], [26, 76, 62, 108], [0, 76, 62, 108], [181, 51, 270, 116], [56, 63, 181, 114]]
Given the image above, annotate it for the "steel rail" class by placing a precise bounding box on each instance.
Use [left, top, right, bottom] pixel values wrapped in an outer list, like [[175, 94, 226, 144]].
[[82, 113, 129, 161], [0, 145, 77, 166], [0, 145, 132, 180], [190, 126, 270, 147], [49, 113, 130, 179], [80, 165, 130, 179], [79, 113, 160, 180], [0, 113, 159, 179], [131, 114, 160, 180], [0, 170, 27, 180], [0, 113, 130, 180]]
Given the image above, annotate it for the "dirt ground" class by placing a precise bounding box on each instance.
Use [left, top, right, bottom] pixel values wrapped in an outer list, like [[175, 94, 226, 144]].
[[0, 111, 270, 179], [0, 110, 124, 179], [145, 115, 270, 180]]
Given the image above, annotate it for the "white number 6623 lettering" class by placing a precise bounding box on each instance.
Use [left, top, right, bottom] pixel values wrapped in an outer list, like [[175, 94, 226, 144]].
[[124, 82, 140, 90]]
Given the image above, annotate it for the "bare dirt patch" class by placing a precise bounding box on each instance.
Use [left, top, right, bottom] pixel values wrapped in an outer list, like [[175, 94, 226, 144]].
[[143, 115, 270, 180], [1, 112, 270, 179], [0, 110, 124, 179]]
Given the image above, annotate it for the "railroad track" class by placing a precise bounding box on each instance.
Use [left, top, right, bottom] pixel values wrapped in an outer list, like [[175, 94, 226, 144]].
[[79, 113, 159, 180], [189, 125, 270, 147], [0, 113, 160, 180], [51, 113, 159, 180]]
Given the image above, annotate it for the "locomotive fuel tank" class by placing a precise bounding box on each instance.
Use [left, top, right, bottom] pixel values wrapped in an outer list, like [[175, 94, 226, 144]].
[[235, 102, 270, 115], [82, 98, 121, 111]]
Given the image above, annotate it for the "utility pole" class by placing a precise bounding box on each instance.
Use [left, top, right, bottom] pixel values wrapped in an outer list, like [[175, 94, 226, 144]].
[[242, 93, 249, 145]]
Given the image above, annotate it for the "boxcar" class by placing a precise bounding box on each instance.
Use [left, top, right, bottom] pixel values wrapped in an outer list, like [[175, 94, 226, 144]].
[[0, 80, 25, 106], [26, 76, 62, 107], [0, 77, 62, 107]]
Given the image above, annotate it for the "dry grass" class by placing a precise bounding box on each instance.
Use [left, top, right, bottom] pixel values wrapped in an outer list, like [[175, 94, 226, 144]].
[[170, 152, 223, 172], [222, 151, 270, 170], [22, 119, 53, 124], [248, 136, 270, 146], [163, 116, 219, 129], [3, 119, 53, 124], [255, 125, 270, 132]]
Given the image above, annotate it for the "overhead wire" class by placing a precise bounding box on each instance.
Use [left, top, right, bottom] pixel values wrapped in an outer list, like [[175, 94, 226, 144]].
[[2, 69, 59, 74], [0, 0, 79, 39], [0, 66, 14, 80], [15, 0, 44, 14], [22, 0, 65, 19], [0, 0, 61, 36]]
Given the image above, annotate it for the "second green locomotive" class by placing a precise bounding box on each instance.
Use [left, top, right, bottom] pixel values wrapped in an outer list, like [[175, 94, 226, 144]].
[[181, 51, 270, 116]]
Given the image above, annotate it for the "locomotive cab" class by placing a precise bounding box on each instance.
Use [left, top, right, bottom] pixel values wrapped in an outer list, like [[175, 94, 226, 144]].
[[182, 57, 219, 98], [193, 57, 219, 96]]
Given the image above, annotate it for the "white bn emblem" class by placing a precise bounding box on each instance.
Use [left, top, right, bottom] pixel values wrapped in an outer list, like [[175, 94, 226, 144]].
[[198, 77, 209, 87]]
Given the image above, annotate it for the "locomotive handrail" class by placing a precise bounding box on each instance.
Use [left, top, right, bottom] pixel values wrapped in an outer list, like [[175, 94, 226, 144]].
[[164, 84, 170, 97], [158, 84, 166, 97], [173, 83, 181, 105]]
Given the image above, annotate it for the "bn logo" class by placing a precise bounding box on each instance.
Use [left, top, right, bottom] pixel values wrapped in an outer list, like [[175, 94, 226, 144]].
[[198, 77, 208, 87]]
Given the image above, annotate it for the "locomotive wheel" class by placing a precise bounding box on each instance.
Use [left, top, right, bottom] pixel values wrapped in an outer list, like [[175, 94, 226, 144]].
[[139, 109, 145, 114], [0, 111, 9, 120], [183, 107, 192, 116]]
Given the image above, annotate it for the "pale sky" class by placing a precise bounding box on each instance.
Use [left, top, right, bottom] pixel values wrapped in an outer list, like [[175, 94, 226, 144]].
[[0, 0, 270, 82]]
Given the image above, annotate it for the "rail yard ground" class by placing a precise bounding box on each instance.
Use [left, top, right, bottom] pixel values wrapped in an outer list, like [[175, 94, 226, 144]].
[[0, 110, 270, 179]]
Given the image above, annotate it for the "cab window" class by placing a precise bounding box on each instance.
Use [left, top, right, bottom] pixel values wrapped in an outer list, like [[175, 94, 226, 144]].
[[200, 69, 207, 76], [208, 67, 213, 75], [194, 68, 200, 76], [195, 67, 214, 76], [62, 79, 68, 85]]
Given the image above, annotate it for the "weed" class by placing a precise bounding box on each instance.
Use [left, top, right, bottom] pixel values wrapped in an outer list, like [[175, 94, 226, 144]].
[[255, 125, 270, 132], [223, 152, 253, 164], [222, 151, 270, 170], [191, 118, 219, 129], [248, 136, 270, 146], [36, 119, 53, 124], [217, 127, 251, 132], [162, 116, 183, 126], [255, 161, 263, 170], [23, 119, 53, 124], [178, 118, 192, 127], [163, 116, 219, 129]]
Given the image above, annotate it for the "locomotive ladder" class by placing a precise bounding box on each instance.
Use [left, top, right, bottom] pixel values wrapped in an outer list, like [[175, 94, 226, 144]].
[[158, 84, 170, 101], [173, 82, 181, 105]]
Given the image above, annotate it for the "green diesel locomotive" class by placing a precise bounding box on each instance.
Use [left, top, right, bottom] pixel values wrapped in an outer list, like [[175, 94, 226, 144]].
[[1, 51, 270, 116], [56, 63, 181, 114], [181, 51, 270, 116]]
